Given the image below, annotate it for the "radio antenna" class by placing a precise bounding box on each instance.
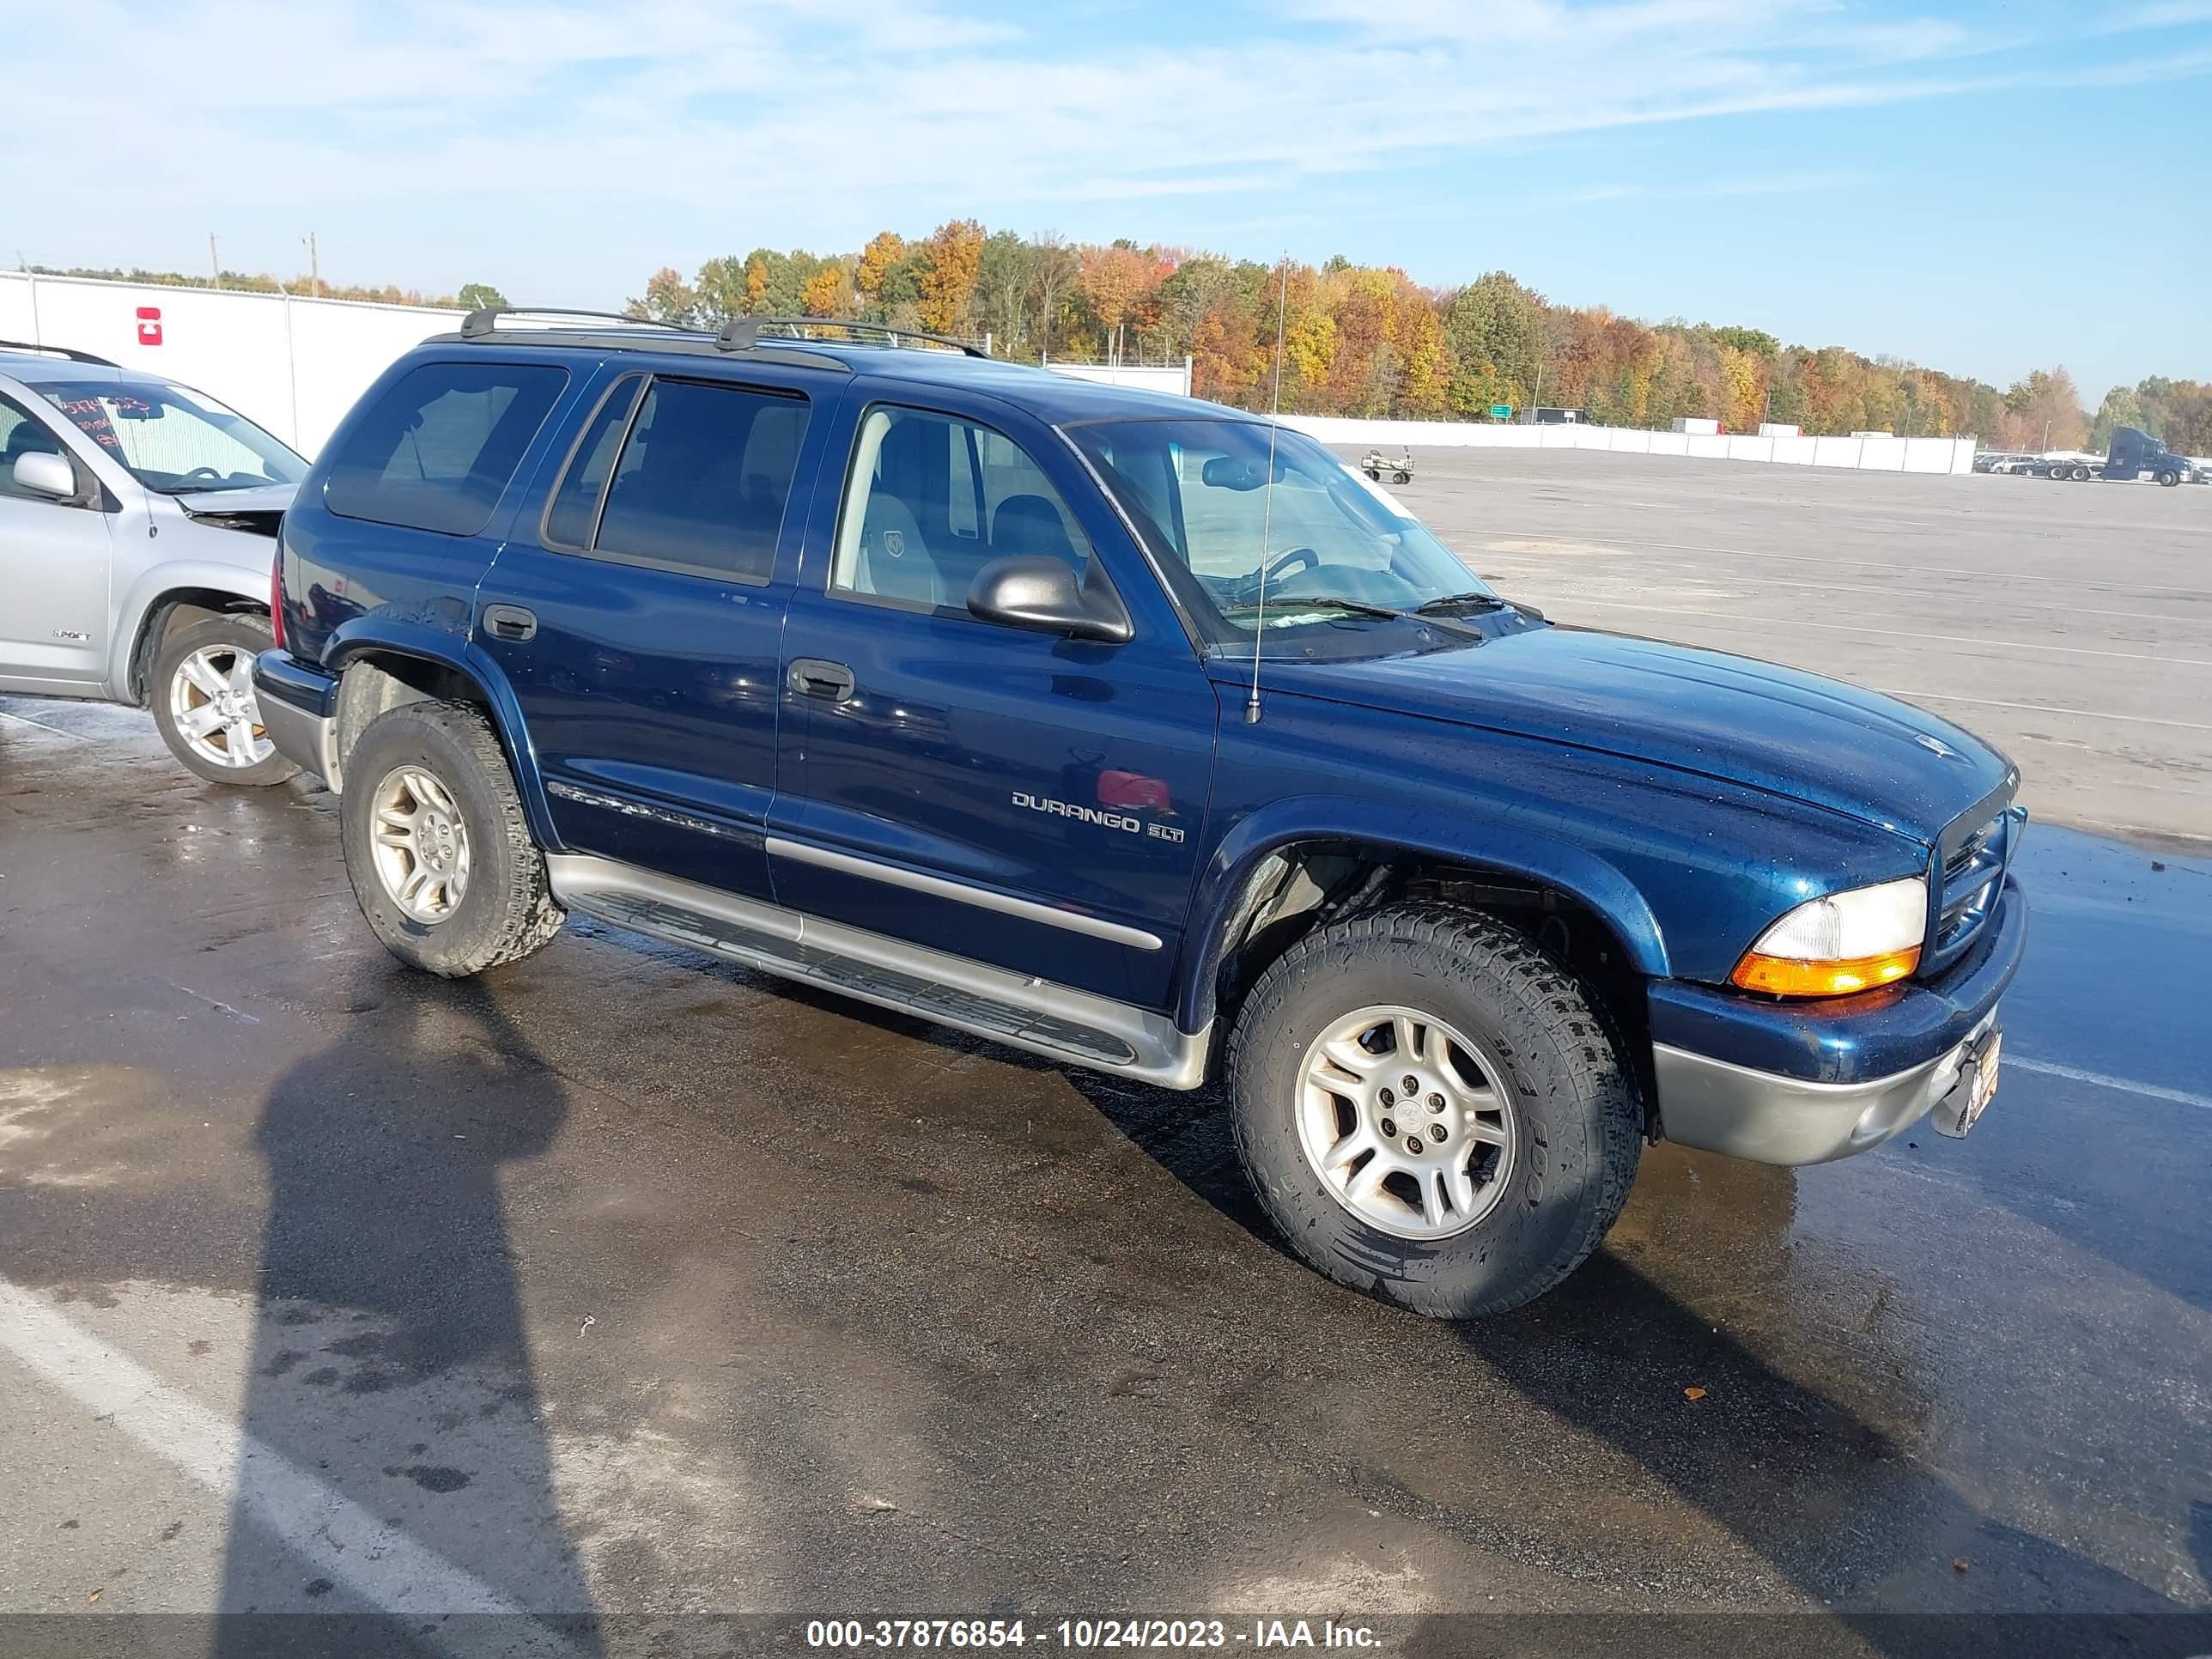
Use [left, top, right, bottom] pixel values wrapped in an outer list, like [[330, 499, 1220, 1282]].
[[1246, 253, 1292, 725]]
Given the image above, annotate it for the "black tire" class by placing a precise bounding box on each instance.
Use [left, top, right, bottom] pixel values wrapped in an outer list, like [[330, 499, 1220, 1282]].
[[2073, 465, 2093, 481], [1228, 902, 1642, 1318], [1394, 471, 1411, 483], [149, 612, 301, 787], [339, 699, 564, 977], [2156, 469, 2179, 488]]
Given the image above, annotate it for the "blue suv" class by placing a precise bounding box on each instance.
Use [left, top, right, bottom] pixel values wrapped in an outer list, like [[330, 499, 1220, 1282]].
[[254, 312, 2027, 1316]]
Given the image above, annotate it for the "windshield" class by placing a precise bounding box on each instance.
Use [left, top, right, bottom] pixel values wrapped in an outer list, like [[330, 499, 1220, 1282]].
[[39, 380, 306, 495], [1063, 418, 1494, 648]]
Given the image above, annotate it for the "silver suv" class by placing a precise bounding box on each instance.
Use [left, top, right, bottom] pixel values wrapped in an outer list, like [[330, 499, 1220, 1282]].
[[0, 342, 306, 784]]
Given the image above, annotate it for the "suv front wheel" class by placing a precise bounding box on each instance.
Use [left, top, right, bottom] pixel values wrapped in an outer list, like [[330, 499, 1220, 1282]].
[[340, 699, 565, 977], [1229, 903, 1643, 1317], [151, 613, 300, 787]]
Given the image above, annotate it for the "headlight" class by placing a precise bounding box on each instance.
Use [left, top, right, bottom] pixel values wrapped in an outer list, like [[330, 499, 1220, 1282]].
[[1730, 876, 1927, 997]]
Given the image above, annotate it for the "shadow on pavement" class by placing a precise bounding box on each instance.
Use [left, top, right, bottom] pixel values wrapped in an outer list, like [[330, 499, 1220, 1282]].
[[212, 973, 599, 1658]]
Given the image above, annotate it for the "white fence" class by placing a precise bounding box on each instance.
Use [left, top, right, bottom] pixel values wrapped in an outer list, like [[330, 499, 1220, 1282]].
[[1041, 359, 1193, 397], [1284, 413, 1978, 475], [1, 271, 462, 456]]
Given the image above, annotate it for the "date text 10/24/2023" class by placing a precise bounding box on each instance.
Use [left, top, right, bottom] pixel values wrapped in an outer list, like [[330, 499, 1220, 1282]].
[[805, 1619, 1383, 1650]]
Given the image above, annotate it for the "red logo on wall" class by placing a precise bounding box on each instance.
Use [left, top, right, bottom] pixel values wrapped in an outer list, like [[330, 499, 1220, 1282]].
[[136, 307, 163, 347]]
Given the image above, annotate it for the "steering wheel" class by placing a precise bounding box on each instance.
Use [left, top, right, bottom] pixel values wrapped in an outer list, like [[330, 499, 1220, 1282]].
[[180, 466, 225, 484], [1231, 546, 1321, 604]]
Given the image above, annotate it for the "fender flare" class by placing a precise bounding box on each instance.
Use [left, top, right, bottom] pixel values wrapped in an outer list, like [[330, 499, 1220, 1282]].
[[1177, 795, 1669, 1033], [108, 560, 268, 699], [323, 621, 559, 848]]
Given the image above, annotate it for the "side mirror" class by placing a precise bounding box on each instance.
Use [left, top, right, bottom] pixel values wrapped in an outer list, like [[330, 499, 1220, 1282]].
[[966, 556, 1132, 643], [12, 451, 77, 501]]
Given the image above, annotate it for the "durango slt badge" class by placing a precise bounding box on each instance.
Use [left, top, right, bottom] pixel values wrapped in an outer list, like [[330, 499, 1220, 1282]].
[[1013, 791, 1185, 842]]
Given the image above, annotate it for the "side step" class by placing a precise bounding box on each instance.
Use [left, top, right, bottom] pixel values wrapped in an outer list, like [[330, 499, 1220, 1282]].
[[545, 854, 1209, 1089]]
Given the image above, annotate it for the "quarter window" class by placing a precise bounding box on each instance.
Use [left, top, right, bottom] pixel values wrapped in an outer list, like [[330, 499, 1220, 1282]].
[[544, 377, 808, 584], [830, 406, 1090, 612], [324, 362, 568, 536]]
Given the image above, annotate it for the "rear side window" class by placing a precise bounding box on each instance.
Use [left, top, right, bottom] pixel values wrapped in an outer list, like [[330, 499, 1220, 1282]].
[[541, 376, 808, 585], [324, 362, 567, 535]]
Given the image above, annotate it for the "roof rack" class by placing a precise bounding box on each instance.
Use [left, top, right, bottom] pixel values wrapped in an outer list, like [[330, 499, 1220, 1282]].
[[459, 307, 681, 340], [0, 338, 119, 367], [715, 316, 988, 358]]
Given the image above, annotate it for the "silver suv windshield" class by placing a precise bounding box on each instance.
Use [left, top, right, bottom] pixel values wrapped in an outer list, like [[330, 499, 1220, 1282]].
[[38, 379, 306, 495], [1063, 417, 1494, 647]]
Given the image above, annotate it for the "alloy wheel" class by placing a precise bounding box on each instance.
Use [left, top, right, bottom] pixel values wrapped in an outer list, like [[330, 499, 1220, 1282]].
[[368, 764, 472, 923], [1295, 1004, 1517, 1240], [168, 645, 274, 769]]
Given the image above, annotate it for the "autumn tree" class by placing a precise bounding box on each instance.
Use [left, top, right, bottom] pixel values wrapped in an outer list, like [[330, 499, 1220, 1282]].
[[626, 266, 700, 327], [855, 231, 906, 316], [620, 228, 2065, 436], [915, 219, 985, 336], [801, 261, 854, 318], [2001, 367, 2088, 450], [1078, 243, 1154, 363]]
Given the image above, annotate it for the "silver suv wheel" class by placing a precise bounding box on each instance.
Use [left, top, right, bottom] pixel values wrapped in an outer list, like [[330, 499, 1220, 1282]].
[[368, 763, 472, 924], [168, 644, 275, 770], [1295, 1003, 1517, 1240]]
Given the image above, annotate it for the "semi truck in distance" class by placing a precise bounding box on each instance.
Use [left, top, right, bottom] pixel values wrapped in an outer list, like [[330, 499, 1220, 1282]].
[[2030, 427, 2198, 485]]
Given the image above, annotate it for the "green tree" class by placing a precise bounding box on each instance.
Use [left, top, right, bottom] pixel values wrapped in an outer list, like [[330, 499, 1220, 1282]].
[[456, 282, 507, 311], [2090, 384, 2147, 448]]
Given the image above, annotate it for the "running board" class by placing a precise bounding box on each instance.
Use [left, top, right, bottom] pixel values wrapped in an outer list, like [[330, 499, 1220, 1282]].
[[545, 854, 1210, 1090]]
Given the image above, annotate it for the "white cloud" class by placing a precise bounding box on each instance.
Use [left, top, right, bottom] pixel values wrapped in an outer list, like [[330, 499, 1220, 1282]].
[[5, 0, 2206, 294]]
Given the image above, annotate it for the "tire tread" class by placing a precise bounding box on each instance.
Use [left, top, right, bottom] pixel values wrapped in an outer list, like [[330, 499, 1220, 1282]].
[[1227, 900, 1642, 1317]]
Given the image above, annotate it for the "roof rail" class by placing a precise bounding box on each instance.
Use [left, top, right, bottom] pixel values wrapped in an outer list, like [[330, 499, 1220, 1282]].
[[459, 307, 685, 340], [0, 338, 119, 367], [716, 316, 988, 358]]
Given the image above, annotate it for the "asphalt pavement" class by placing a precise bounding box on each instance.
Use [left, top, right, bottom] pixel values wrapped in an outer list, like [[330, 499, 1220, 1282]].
[[0, 682, 2207, 1656]]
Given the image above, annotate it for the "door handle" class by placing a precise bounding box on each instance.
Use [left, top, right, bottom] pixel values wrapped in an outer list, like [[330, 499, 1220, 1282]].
[[483, 604, 538, 642], [789, 657, 855, 702]]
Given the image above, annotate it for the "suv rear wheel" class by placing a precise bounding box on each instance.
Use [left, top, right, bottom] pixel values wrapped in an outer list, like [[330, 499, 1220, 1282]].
[[339, 699, 564, 977], [1229, 902, 1642, 1317], [150, 613, 300, 787]]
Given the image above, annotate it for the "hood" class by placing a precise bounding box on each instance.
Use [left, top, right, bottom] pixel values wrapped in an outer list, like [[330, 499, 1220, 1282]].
[[1241, 625, 2014, 843], [173, 483, 296, 536]]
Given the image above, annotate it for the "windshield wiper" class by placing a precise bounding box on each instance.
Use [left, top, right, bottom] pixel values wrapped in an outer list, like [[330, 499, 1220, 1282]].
[[1414, 591, 1509, 615], [1417, 591, 1546, 623], [1225, 596, 1488, 638]]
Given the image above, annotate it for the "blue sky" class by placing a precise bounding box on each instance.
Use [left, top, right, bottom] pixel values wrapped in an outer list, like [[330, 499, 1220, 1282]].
[[9, 0, 2209, 398]]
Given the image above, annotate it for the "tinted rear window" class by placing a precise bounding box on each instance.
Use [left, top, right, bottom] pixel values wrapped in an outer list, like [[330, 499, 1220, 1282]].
[[324, 362, 567, 535], [544, 377, 808, 584]]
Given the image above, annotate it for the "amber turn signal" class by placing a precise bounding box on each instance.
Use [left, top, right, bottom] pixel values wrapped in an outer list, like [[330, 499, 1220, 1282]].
[[1730, 945, 1922, 998]]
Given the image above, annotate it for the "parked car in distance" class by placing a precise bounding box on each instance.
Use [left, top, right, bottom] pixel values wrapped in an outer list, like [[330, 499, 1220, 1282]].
[[255, 310, 2027, 1318], [0, 341, 306, 783]]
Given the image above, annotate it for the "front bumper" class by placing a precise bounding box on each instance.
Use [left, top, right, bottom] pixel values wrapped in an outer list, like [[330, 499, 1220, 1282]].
[[252, 649, 342, 788], [1648, 877, 2027, 1166]]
